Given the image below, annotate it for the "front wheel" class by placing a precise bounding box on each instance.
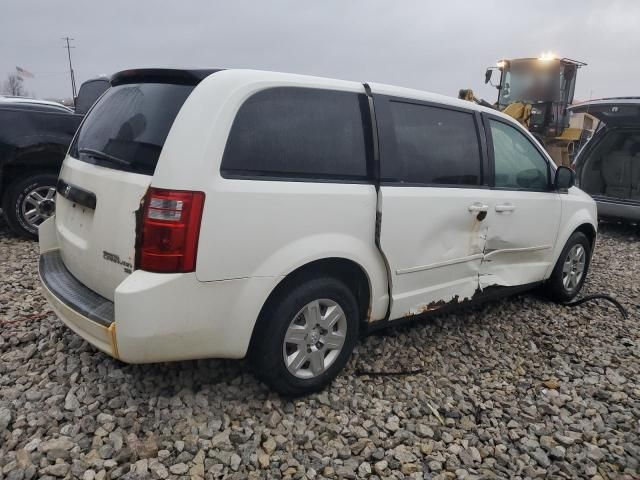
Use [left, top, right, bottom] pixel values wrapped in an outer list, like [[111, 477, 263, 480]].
[[3, 172, 58, 239], [545, 231, 591, 302], [249, 276, 359, 396]]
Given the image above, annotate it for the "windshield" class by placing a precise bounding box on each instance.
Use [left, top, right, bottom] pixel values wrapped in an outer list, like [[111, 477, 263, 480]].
[[498, 61, 560, 106], [70, 83, 194, 175]]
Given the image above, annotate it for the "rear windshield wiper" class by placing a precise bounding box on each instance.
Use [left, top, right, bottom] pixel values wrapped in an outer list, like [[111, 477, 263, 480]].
[[78, 148, 129, 167]]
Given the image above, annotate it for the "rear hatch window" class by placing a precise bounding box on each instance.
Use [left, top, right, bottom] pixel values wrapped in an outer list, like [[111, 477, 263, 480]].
[[70, 83, 194, 175]]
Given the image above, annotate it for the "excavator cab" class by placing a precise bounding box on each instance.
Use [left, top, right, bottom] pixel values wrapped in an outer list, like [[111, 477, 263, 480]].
[[485, 56, 585, 138]]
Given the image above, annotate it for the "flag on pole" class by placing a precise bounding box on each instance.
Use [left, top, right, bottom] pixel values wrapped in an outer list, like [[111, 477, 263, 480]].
[[16, 67, 34, 79]]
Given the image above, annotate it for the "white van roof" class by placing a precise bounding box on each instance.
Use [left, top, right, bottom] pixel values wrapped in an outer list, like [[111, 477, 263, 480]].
[[199, 69, 519, 125]]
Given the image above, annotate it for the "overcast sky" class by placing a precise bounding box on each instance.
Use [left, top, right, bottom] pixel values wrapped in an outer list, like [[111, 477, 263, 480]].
[[1, 0, 638, 102]]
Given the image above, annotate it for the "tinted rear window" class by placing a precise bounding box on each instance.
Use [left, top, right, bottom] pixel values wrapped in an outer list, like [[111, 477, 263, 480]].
[[70, 83, 193, 175], [221, 87, 370, 180], [384, 101, 481, 185], [74, 79, 110, 115]]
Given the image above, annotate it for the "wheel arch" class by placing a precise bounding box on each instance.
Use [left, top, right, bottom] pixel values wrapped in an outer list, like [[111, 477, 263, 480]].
[[248, 257, 373, 352], [1, 144, 64, 196], [545, 207, 598, 280], [574, 222, 596, 250]]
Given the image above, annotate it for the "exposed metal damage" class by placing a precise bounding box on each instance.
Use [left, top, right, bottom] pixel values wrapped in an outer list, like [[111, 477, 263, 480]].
[[403, 295, 464, 317], [399, 211, 549, 318]]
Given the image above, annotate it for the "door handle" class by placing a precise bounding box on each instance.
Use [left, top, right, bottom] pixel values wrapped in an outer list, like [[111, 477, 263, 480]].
[[468, 202, 489, 213], [495, 204, 516, 213]]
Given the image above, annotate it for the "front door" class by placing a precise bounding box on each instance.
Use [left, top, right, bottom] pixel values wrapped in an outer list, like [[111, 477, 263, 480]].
[[374, 93, 492, 319], [479, 116, 561, 288]]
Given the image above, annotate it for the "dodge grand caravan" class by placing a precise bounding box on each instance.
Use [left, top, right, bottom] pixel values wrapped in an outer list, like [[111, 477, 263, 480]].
[[39, 69, 597, 395]]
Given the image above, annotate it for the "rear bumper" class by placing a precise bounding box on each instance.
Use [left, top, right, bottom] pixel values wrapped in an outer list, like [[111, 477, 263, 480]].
[[40, 251, 115, 326], [39, 250, 118, 358], [38, 217, 280, 364]]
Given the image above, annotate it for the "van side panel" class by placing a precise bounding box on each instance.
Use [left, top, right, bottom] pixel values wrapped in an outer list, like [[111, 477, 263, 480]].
[[150, 71, 390, 322], [196, 180, 389, 321], [114, 271, 278, 362]]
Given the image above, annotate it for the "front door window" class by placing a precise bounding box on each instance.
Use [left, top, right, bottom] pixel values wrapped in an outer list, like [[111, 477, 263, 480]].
[[490, 119, 550, 190]]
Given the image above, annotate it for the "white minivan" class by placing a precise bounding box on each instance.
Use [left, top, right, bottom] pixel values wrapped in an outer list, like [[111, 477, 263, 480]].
[[39, 69, 597, 395]]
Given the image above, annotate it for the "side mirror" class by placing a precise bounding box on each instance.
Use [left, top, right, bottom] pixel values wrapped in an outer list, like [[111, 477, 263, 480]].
[[554, 166, 575, 190], [484, 68, 493, 84]]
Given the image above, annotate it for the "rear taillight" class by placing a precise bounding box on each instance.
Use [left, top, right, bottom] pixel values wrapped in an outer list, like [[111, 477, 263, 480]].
[[138, 188, 205, 273]]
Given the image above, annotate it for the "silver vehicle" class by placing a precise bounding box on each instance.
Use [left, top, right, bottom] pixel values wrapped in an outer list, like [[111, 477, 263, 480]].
[[570, 98, 640, 222]]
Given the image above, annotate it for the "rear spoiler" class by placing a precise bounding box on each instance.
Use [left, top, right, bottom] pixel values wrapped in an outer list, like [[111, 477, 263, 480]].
[[111, 68, 223, 87]]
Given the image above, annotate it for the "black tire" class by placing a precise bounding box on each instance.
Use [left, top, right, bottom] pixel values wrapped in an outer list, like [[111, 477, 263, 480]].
[[545, 231, 591, 302], [249, 276, 360, 396], [2, 172, 58, 239]]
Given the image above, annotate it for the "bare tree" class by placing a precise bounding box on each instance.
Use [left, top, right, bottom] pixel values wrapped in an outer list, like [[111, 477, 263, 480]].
[[2, 74, 25, 96]]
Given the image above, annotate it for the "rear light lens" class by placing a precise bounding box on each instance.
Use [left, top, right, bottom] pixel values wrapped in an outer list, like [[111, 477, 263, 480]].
[[138, 188, 205, 273]]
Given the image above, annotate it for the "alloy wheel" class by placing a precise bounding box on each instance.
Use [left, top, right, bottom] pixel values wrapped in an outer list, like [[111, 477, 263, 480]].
[[282, 299, 348, 379], [562, 244, 586, 292], [20, 185, 56, 233]]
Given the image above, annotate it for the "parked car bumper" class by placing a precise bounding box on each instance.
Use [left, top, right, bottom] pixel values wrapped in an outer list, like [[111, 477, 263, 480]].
[[38, 217, 279, 363], [594, 196, 640, 221]]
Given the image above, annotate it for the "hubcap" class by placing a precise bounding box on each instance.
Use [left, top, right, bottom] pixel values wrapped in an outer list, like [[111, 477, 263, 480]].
[[282, 299, 348, 379], [20, 186, 56, 232], [562, 244, 586, 292]]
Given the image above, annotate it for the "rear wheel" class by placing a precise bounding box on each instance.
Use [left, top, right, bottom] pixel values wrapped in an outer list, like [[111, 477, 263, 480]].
[[249, 276, 359, 396], [2, 172, 58, 239], [545, 231, 591, 302]]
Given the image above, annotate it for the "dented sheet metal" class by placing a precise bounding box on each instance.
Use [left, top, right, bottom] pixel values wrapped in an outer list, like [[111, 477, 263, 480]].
[[479, 244, 553, 289], [378, 187, 494, 320], [379, 187, 562, 320], [400, 216, 487, 316], [477, 190, 561, 291]]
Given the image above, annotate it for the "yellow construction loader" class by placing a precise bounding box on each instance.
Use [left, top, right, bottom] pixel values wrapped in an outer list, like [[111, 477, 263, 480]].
[[459, 54, 587, 166]]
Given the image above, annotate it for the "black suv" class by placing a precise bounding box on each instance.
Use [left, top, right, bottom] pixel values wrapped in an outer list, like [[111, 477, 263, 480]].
[[0, 78, 109, 237]]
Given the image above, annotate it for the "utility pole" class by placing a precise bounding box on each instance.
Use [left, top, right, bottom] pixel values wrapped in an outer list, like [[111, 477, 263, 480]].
[[61, 36, 77, 105]]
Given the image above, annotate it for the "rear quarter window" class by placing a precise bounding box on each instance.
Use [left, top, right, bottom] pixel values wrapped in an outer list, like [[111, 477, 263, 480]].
[[221, 87, 371, 181]]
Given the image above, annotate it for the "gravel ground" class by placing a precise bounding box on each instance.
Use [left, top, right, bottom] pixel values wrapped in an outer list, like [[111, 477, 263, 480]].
[[1, 219, 639, 480]]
